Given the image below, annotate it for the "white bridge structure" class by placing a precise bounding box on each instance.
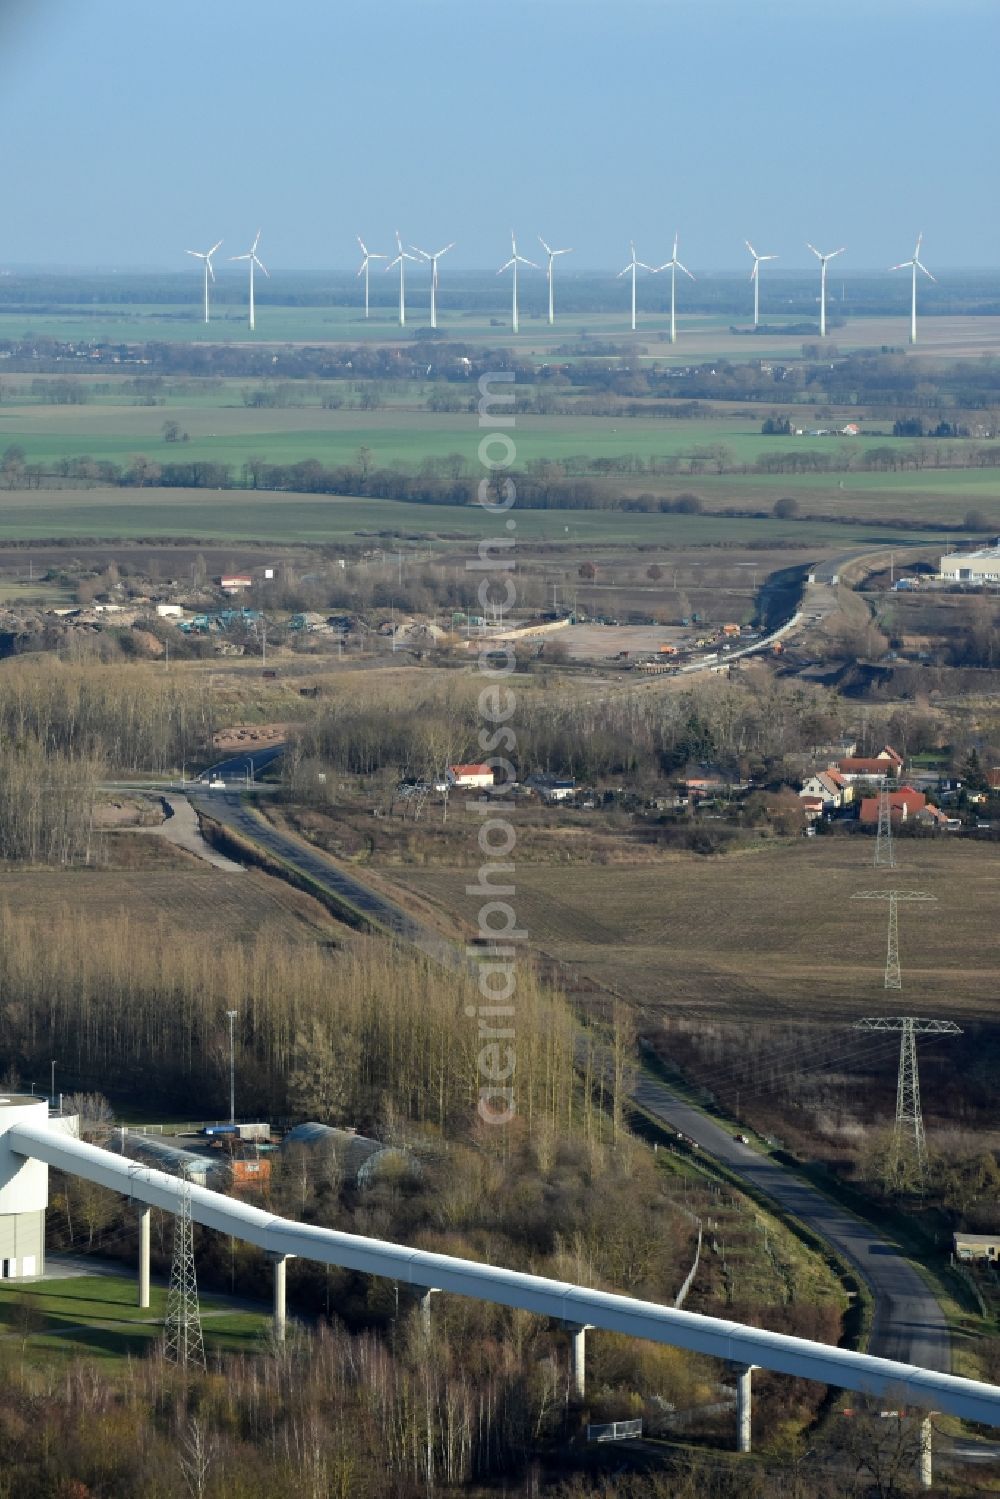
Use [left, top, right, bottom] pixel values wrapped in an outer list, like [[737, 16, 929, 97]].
[[3, 1096, 1000, 1467]]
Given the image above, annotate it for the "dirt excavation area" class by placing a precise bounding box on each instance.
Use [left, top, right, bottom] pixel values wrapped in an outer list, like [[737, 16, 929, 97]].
[[212, 723, 290, 751]]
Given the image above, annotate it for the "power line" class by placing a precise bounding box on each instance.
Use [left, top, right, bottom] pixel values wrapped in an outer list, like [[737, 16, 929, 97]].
[[162, 1174, 206, 1370], [853, 1017, 962, 1189]]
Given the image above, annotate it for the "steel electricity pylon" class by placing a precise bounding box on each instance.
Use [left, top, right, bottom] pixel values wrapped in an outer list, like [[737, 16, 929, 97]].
[[852, 889, 935, 990], [852, 1016, 962, 1188], [163, 1174, 206, 1370], [874, 784, 897, 868]]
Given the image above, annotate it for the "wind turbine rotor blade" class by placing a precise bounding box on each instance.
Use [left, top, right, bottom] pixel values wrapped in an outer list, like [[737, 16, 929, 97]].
[[498, 259, 515, 275], [617, 265, 632, 278], [229, 253, 250, 262], [209, 240, 223, 256], [251, 230, 261, 254], [207, 260, 215, 282], [914, 232, 923, 258], [749, 261, 758, 282], [254, 256, 269, 277], [555, 247, 572, 256], [436, 243, 454, 258], [746, 240, 757, 258], [411, 246, 431, 260], [538, 235, 552, 254], [916, 261, 936, 282], [357, 235, 368, 254], [636, 261, 654, 271], [806, 242, 822, 260], [186, 250, 204, 260], [677, 260, 695, 280], [387, 256, 402, 272], [889, 261, 910, 272], [760, 254, 777, 262], [830, 247, 846, 259]]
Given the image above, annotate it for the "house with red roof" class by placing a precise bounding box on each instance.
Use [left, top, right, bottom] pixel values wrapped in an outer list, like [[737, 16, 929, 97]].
[[858, 786, 926, 825], [447, 763, 495, 789]]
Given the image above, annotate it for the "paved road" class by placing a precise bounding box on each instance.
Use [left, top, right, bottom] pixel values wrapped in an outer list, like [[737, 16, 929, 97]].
[[189, 784, 458, 967], [633, 1068, 949, 1372], [184, 740, 951, 1373]]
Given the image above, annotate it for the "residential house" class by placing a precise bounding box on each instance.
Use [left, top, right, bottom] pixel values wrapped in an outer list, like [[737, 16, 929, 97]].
[[914, 804, 959, 831], [954, 1232, 1000, 1263], [836, 747, 904, 784], [447, 763, 495, 790], [858, 787, 926, 825], [220, 574, 253, 594], [799, 769, 852, 810], [800, 795, 824, 822]]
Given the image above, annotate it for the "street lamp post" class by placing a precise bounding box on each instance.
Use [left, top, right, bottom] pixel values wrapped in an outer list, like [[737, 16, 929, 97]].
[[225, 1011, 238, 1125], [50, 1060, 56, 1105]]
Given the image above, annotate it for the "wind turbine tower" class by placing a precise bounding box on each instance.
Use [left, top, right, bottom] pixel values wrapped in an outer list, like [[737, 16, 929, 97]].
[[745, 241, 777, 330], [806, 242, 846, 338], [538, 236, 572, 325], [412, 240, 455, 330], [185, 240, 223, 325], [656, 233, 695, 345], [229, 231, 269, 332], [891, 233, 935, 345], [497, 233, 538, 334], [618, 241, 653, 333], [356, 237, 387, 319], [386, 231, 417, 327]]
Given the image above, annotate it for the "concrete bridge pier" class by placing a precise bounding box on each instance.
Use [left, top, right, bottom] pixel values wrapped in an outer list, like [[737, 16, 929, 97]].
[[415, 1286, 437, 1337], [919, 1416, 933, 1489], [138, 1206, 150, 1309], [271, 1253, 289, 1341], [567, 1323, 592, 1400], [735, 1363, 755, 1453]]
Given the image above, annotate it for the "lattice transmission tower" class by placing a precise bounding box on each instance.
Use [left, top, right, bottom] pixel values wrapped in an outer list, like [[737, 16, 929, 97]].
[[163, 1175, 206, 1370], [874, 783, 897, 868], [852, 889, 936, 990], [852, 1016, 962, 1188]]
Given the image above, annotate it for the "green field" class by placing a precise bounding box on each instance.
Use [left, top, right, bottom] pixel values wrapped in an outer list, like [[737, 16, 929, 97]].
[[0, 1272, 270, 1363], [0, 486, 954, 546], [8, 302, 1000, 361]]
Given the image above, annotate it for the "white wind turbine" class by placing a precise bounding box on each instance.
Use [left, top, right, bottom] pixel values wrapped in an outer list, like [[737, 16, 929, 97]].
[[229, 231, 269, 332], [386, 231, 418, 327], [411, 240, 454, 329], [655, 232, 695, 345], [618, 241, 654, 332], [186, 240, 223, 325], [356, 237, 387, 319], [745, 240, 777, 330], [538, 235, 572, 325], [806, 241, 845, 338], [891, 233, 935, 345], [497, 232, 538, 333]]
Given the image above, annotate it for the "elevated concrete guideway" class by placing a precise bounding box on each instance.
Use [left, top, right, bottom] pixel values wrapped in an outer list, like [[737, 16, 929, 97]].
[[8, 1116, 1000, 1431]]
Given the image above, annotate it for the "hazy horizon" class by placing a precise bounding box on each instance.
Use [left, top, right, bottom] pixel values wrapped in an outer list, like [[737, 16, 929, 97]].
[[3, 0, 998, 272]]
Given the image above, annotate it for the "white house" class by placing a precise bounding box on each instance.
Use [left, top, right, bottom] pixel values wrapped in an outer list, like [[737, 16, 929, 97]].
[[447, 763, 495, 790], [799, 770, 850, 810]]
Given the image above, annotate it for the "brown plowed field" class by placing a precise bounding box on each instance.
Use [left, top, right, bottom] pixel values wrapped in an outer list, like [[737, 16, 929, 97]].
[[392, 839, 1000, 1022], [0, 867, 344, 944]]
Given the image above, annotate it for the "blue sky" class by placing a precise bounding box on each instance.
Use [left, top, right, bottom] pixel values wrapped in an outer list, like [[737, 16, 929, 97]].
[[3, 0, 997, 271]]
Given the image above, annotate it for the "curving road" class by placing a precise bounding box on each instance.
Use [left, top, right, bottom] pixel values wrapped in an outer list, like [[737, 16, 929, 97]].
[[632, 1069, 949, 1371]]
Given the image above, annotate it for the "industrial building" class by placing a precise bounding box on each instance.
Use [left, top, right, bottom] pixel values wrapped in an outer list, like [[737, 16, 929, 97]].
[[939, 545, 1000, 585]]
